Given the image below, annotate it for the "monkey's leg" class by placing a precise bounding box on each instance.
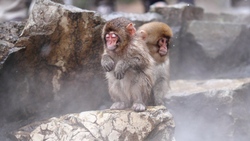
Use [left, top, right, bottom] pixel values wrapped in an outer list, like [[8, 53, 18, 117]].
[[153, 79, 169, 106], [130, 82, 147, 112], [109, 81, 130, 110]]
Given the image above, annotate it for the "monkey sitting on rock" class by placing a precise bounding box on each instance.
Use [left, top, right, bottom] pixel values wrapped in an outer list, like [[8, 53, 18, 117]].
[[101, 17, 173, 112], [101, 17, 155, 112], [138, 21, 173, 106]]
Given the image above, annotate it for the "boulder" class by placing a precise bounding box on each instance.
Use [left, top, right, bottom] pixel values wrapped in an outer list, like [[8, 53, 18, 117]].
[[170, 20, 250, 79], [0, 21, 25, 69], [101, 12, 163, 28], [195, 0, 231, 13], [12, 106, 175, 141], [166, 78, 250, 141], [231, 0, 250, 7], [0, 0, 108, 123], [203, 13, 250, 25], [151, 3, 204, 27]]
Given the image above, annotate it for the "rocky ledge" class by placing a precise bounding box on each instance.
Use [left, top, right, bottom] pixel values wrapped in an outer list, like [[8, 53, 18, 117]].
[[12, 106, 175, 141]]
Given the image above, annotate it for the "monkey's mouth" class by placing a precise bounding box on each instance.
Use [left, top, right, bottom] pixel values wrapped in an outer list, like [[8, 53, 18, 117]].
[[159, 48, 167, 56], [106, 40, 117, 51]]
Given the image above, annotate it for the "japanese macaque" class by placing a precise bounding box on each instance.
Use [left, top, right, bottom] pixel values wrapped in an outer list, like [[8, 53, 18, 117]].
[[138, 22, 173, 105], [101, 17, 155, 112]]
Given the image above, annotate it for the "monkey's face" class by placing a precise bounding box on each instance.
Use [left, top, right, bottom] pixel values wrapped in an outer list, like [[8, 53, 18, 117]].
[[102, 17, 136, 52], [105, 31, 119, 51], [157, 37, 170, 56]]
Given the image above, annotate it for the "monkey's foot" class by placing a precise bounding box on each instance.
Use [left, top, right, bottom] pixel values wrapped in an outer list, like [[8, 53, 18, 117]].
[[132, 103, 146, 112], [110, 102, 128, 110]]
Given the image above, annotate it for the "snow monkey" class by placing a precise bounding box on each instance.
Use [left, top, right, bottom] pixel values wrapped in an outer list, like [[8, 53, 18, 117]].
[[101, 17, 155, 112], [138, 21, 173, 105]]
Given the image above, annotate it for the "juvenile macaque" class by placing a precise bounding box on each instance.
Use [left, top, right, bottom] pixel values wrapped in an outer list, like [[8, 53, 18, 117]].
[[101, 17, 155, 112], [138, 22, 173, 105]]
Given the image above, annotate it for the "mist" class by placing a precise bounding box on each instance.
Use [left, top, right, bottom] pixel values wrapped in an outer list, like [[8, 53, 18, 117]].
[[0, 0, 250, 141]]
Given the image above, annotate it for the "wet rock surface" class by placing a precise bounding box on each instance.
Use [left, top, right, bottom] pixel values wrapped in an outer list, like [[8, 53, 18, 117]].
[[0, 0, 107, 128], [12, 106, 175, 141], [172, 21, 250, 79], [0, 21, 25, 69], [102, 12, 163, 28], [152, 3, 204, 27], [167, 78, 250, 141]]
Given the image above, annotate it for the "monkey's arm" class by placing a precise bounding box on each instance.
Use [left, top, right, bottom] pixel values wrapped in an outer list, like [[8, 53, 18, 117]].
[[128, 54, 150, 70], [101, 53, 114, 72], [114, 60, 129, 79], [114, 56, 147, 79]]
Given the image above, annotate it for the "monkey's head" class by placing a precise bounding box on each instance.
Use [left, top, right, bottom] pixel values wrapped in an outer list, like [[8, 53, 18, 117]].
[[102, 17, 136, 52], [138, 22, 173, 57]]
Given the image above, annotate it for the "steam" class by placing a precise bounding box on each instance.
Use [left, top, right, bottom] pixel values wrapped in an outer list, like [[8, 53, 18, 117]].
[[40, 43, 52, 57]]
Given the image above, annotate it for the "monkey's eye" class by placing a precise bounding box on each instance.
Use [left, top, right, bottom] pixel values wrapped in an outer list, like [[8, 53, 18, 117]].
[[111, 33, 116, 38], [105, 33, 117, 39]]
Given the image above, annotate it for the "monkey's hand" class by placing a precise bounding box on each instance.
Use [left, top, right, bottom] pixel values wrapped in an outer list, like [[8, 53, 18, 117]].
[[101, 54, 114, 72], [114, 61, 129, 79]]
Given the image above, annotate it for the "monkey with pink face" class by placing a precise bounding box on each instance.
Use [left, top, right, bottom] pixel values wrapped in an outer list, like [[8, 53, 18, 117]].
[[101, 17, 155, 112], [138, 22, 173, 105]]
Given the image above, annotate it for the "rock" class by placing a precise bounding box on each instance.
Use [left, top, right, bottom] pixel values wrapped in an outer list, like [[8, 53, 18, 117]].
[[11, 106, 175, 141], [166, 78, 250, 141], [101, 12, 163, 28], [0, 21, 25, 69], [232, 0, 250, 7], [203, 13, 250, 25], [0, 0, 108, 122], [170, 20, 250, 79], [196, 0, 231, 13], [151, 3, 204, 27]]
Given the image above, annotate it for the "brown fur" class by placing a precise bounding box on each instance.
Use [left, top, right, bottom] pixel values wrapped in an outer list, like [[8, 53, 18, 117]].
[[101, 17, 155, 112], [138, 22, 173, 105], [138, 22, 173, 64]]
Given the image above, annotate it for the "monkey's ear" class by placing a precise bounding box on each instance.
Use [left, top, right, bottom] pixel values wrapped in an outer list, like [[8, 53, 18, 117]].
[[126, 23, 136, 36], [139, 30, 147, 40]]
